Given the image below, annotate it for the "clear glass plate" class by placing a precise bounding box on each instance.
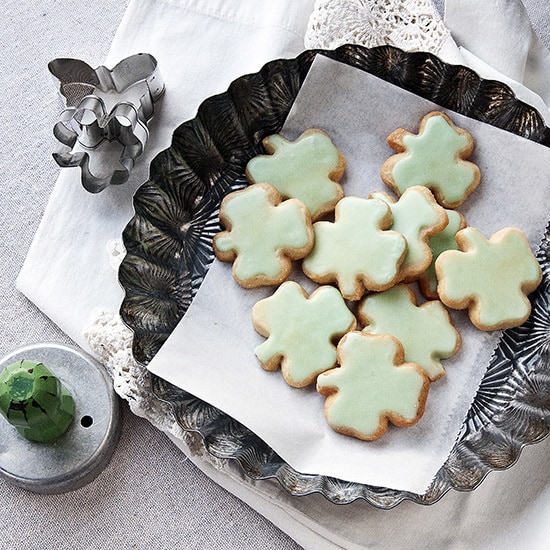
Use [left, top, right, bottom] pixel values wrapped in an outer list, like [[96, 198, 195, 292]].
[[118, 45, 550, 507]]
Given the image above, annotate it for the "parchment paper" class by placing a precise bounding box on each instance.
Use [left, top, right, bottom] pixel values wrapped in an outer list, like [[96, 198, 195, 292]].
[[147, 56, 550, 494]]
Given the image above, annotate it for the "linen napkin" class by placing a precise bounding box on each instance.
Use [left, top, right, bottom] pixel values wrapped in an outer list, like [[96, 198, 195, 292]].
[[444, 0, 550, 111]]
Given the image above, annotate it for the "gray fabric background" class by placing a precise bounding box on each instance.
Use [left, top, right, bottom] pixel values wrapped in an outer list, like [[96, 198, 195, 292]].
[[0, 1, 548, 548]]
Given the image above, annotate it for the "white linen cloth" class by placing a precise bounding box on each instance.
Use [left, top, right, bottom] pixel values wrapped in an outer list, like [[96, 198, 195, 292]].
[[15, 0, 550, 548], [444, 0, 550, 109]]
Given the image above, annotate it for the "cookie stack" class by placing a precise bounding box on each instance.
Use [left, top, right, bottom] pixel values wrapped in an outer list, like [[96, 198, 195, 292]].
[[212, 114, 542, 441]]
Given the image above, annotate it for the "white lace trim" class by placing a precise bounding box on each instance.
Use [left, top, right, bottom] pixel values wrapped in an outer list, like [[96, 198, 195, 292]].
[[84, 307, 226, 465], [305, 0, 451, 55], [106, 238, 127, 271], [83, 244, 226, 466]]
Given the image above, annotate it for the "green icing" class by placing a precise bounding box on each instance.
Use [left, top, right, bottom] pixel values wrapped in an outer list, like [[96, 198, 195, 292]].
[[317, 332, 427, 439], [372, 187, 445, 278], [303, 197, 406, 299], [360, 284, 459, 380], [253, 282, 356, 387], [246, 131, 343, 219], [421, 209, 464, 296], [436, 227, 542, 329], [215, 185, 312, 283], [391, 115, 477, 206]]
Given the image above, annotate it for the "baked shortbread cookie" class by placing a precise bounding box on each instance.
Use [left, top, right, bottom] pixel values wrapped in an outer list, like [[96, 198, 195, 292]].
[[246, 129, 346, 220], [302, 196, 407, 300], [358, 284, 461, 381], [252, 281, 356, 388], [317, 332, 430, 441], [418, 208, 467, 299], [213, 183, 313, 288], [436, 226, 542, 330], [369, 186, 448, 282], [380, 111, 480, 209]]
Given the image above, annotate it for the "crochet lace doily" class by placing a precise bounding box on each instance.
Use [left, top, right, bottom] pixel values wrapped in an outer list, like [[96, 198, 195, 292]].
[[305, 0, 451, 55], [83, 240, 224, 465]]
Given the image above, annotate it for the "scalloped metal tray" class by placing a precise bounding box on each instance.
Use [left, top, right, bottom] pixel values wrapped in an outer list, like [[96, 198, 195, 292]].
[[118, 45, 550, 507]]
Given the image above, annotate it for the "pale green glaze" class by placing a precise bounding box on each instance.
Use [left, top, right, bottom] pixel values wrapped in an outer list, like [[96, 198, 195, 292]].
[[253, 282, 356, 387], [302, 197, 406, 299], [317, 332, 427, 439], [420, 209, 464, 297], [246, 131, 343, 219], [391, 115, 477, 206], [371, 187, 446, 278], [360, 284, 460, 380], [214, 184, 312, 283], [436, 227, 542, 329]]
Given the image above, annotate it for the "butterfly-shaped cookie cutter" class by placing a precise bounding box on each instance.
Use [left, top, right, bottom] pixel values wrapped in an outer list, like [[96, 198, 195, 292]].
[[49, 53, 164, 193]]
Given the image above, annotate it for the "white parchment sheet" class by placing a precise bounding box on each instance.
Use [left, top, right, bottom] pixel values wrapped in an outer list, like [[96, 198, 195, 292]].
[[147, 56, 550, 494]]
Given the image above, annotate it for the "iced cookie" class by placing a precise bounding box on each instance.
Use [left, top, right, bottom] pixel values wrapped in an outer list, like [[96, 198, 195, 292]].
[[358, 284, 461, 381], [369, 186, 448, 282], [436, 227, 542, 330], [245, 129, 346, 220], [380, 112, 480, 208], [302, 196, 407, 300], [317, 332, 430, 441], [417, 208, 467, 299], [213, 183, 314, 288], [252, 281, 356, 388]]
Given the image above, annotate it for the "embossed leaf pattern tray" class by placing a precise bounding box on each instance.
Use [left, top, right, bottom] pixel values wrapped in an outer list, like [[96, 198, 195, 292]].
[[119, 45, 550, 507]]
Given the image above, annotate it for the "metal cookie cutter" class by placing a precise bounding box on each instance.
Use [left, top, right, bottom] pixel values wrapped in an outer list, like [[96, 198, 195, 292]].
[[49, 53, 164, 193]]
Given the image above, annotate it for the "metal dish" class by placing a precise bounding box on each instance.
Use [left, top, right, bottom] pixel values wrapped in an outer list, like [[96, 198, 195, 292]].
[[119, 45, 550, 507]]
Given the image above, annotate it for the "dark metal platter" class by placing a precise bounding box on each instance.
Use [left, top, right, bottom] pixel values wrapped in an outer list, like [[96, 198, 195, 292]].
[[118, 45, 550, 507]]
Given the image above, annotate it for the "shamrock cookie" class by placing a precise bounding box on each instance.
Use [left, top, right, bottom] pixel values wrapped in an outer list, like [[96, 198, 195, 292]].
[[436, 227, 542, 330], [369, 186, 448, 282], [252, 282, 356, 387], [358, 284, 461, 381], [245, 129, 346, 220], [213, 183, 314, 288], [380, 112, 480, 208], [302, 196, 407, 300], [417, 208, 467, 299], [317, 332, 430, 441]]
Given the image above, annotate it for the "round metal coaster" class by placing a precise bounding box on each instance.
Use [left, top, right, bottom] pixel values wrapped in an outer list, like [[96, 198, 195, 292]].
[[0, 343, 121, 493]]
